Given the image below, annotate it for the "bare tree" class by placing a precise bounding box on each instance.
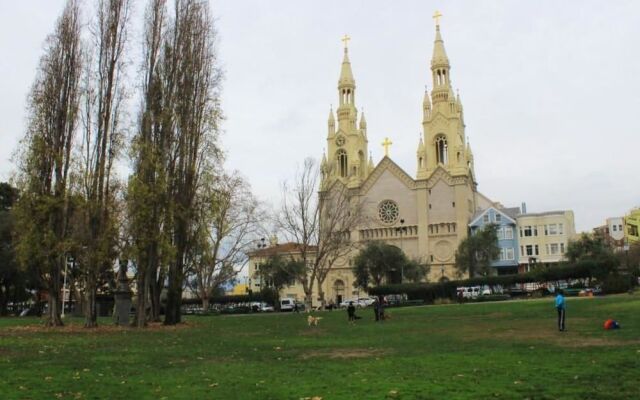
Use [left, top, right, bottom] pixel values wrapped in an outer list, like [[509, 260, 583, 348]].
[[13, 0, 82, 327], [78, 0, 131, 328], [315, 181, 365, 308], [163, 0, 223, 325], [278, 158, 365, 309], [187, 171, 263, 311]]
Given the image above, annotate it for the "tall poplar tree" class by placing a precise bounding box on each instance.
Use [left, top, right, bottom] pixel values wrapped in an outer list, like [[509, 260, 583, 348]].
[[13, 0, 82, 326], [127, 0, 170, 327], [162, 0, 223, 325], [78, 0, 131, 327]]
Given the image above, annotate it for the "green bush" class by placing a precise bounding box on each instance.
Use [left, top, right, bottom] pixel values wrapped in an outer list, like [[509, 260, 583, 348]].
[[370, 263, 600, 303], [601, 275, 634, 294]]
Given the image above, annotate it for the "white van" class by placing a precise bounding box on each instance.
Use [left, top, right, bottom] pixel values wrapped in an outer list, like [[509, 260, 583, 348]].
[[280, 298, 295, 311]]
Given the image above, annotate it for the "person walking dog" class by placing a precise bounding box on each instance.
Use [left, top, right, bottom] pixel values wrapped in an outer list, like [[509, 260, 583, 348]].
[[555, 289, 566, 331]]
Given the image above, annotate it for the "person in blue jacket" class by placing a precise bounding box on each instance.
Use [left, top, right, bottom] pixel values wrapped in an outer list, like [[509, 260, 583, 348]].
[[555, 289, 566, 331]]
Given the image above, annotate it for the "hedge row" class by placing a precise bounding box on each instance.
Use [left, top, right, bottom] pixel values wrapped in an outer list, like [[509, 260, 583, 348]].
[[181, 292, 269, 306], [369, 261, 624, 303]]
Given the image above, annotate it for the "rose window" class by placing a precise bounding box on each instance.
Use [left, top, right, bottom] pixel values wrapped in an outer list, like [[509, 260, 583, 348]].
[[378, 200, 399, 224]]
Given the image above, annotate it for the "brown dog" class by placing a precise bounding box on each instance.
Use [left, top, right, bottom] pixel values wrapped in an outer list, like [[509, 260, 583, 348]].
[[307, 315, 323, 326]]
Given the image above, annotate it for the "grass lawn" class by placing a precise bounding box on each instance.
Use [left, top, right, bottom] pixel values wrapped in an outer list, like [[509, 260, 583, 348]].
[[1, 294, 639, 400]]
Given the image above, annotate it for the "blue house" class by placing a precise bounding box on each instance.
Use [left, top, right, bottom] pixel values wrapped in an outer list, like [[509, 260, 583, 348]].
[[469, 206, 520, 275]]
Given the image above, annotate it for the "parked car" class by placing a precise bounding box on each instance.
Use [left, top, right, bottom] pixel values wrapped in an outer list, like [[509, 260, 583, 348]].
[[250, 302, 274, 312], [339, 299, 363, 308], [384, 294, 408, 306], [458, 286, 481, 299], [356, 297, 376, 307]]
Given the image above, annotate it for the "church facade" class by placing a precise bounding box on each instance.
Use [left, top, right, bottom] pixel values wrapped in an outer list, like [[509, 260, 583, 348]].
[[317, 21, 494, 301], [247, 20, 501, 307]]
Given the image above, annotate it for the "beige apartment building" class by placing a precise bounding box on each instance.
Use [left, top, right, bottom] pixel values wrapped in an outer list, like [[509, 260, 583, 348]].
[[516, 210, 577, 272]]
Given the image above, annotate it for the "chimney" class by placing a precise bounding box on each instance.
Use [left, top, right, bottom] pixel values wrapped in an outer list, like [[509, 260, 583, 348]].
[[269, 235, 278, 246], [521, 202, 527, 214]]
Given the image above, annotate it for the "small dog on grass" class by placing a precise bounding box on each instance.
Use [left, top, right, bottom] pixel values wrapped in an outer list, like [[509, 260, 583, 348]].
[[307, 315, 323, 326]]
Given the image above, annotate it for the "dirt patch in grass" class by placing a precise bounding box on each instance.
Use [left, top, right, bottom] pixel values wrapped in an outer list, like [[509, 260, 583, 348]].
[[1, 321, 193, 336], [459, 319, 640, 348], [300, 348, 387, 360]]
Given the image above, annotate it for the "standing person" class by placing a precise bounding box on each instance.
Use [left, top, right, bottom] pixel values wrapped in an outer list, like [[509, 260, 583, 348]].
[[378, 296, 386, 321], [555, 289, 566, 331], [347, 301, 356, 324], [372, 297, 380, 321]]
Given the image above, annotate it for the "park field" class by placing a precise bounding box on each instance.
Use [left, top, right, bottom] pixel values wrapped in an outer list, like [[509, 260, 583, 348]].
[[1, 295, 639, 400]]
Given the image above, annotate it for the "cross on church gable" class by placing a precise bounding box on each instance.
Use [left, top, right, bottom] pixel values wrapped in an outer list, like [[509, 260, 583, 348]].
[[359, 157, 416, 195]]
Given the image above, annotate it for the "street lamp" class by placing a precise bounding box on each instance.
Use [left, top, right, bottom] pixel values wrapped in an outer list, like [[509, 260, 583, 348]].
[[256, 237, 267, 249], [62, 256, 73, 318], [395, 219, 407, 283], [441, 265, 445, 279]]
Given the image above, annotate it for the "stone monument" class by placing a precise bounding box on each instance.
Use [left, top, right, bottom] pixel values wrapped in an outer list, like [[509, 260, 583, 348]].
[[113, 260, 132, 326]]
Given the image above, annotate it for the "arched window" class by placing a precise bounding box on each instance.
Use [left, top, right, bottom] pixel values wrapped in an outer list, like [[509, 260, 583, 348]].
[[358, 151, 365, 177], [435, 136, 448, 164], [337, 149, 348, 177]]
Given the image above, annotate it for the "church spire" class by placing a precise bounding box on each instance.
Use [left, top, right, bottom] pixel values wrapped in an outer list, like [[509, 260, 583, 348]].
[[423, 86, 432, 122], [430, 11, 452, 103], [338, 35, 355, 96], [337, 35, 357, 130]]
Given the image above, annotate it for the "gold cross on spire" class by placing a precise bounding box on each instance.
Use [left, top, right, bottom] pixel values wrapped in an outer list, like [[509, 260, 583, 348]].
[[433, 10, 443, 26], [381, 137, 393, 157], [341, 34, 351, 49]]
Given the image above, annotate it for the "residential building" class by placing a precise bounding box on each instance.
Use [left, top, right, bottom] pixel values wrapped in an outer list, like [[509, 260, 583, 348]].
[[516, 210, 577, 271], [625, 208, 640, 245], [593, 217, 625, 251], [469, 206, 520, 275]]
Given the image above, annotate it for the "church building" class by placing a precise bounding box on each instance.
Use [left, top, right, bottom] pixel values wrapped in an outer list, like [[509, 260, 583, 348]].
[[318, 17, 495, 295], [248, 17, 501, 307]]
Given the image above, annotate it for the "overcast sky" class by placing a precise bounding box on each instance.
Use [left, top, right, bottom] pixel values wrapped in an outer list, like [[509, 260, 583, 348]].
[[1, 1, 639, 233]]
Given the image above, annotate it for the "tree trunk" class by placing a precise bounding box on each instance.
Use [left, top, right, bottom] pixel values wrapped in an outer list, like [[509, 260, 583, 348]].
[[164, 260, 183, 325], [201, 297, 209, 313], [150, 267, 163, 321], [84, 274, 97, 328], [0, 288, 8, 316], [45, 264, 64, 327], [134, 264, 149, 327], [316, 277, 326, 310]]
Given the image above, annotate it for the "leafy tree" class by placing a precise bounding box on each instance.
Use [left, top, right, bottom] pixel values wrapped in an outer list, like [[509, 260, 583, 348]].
[[256, 255, 305, 304], [0, 183, 31, 316], [566, 233, 618, 281], [623, 242, 640, 276], [454, 224, 500, 278], [352, 241, 427, 289]]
